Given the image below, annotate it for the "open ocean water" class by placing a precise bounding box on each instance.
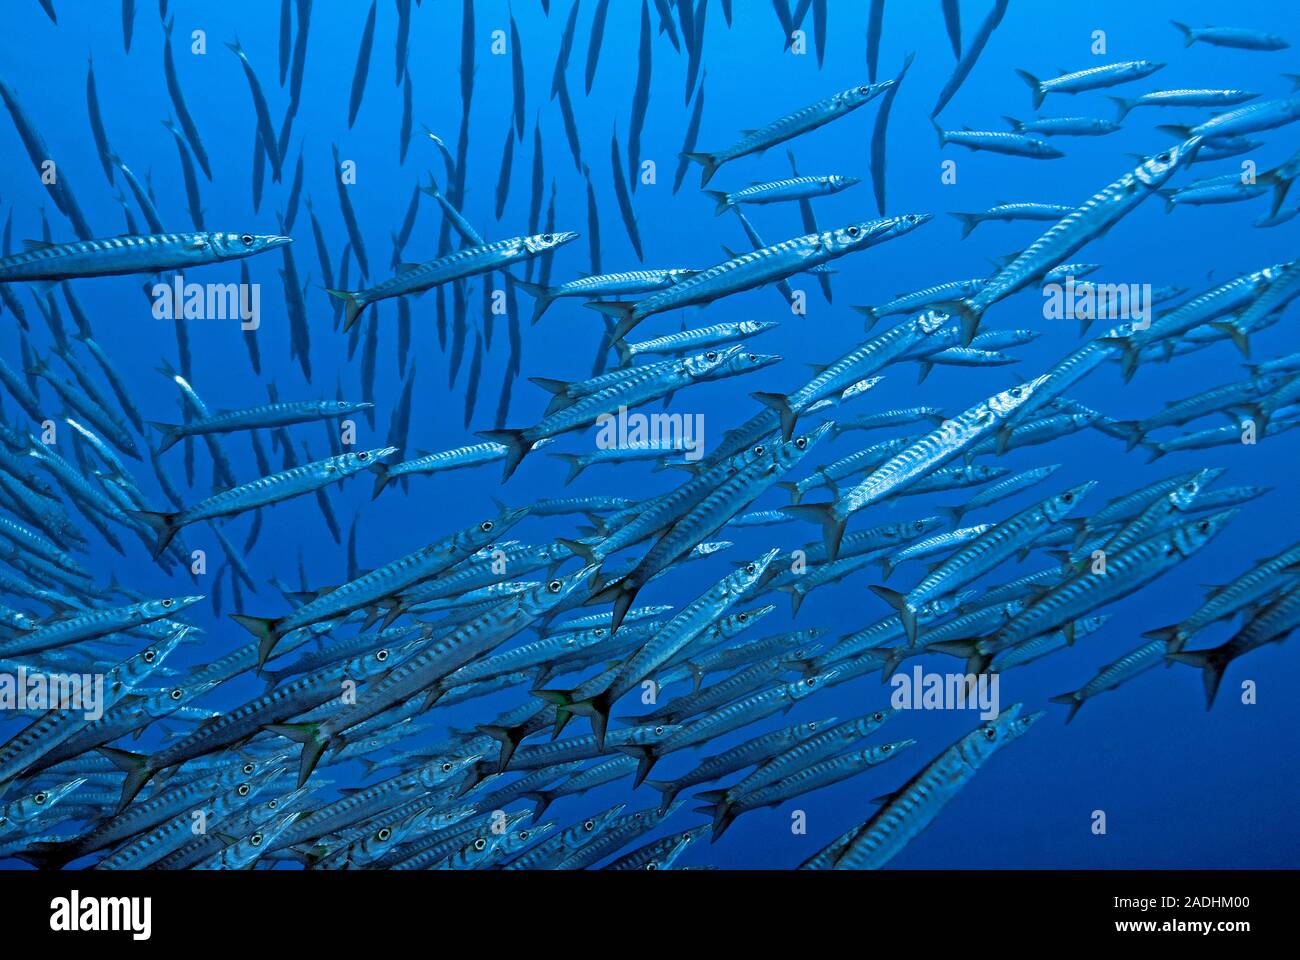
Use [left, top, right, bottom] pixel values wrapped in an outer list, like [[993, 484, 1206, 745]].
[[0, 0, 1296, 872]]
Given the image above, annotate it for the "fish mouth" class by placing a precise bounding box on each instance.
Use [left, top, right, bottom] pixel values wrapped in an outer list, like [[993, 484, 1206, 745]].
[[369, 446, 400, 461], [550, 231, 581, 247], [261, 235, 294, 249], [175, 595, 206, 610], [749, 352, 783, 370]]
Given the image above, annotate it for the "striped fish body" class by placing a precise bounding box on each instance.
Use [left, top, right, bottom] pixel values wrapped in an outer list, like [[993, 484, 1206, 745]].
[[723, 174, 857, 207], [547, 268, 696, 299], [1034, 61, 1164, 98], [354, 232, 577, 306], [658, 672, 838, 754], [620, 319, 779, 363], [995, 512, 1235, 648], [830, 378, 1048, 529], [822, 706, 1033, 869], [0, 232, 289, 282], [730, 711, 896, 799]]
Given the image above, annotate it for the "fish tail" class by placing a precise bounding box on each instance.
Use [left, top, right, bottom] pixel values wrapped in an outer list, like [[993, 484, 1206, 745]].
[[932, 298, 981, 345], [475, 429, 533, 482], [1156, 123, 1193, 140], [643, 779, 680, 815], [1208, 320, 1250, 358], [1002, 114, 1023, 133], [775, 480, 803, 506], [1014, 69, 1045, 109], [782, 502, 847, 561], [916, 361, 934, 385], [98, 746, 154, 812], [519, 790, 555, 823], [1105, 95, 1133, 121], [147, 421, 185, 454], [947, 211, 981, 240], [128, 509, 181, 561], [613, 743, 658, 787], [929, 116, 947, 148], [1166, 648, 1230, 710], [228, 613, 285, 670], [876, 557, 895, 581], [937, 503, 965, 525], [1097, 335, 1140, 382], [1112, 421, 1145, 452], [681, 150, 720, 187], [1048, 691, 1084, 723], [556, 539, 601, 568], [703, 190, 731, 216], [583, 300, 638, 340], [369, 462, 392, 500], [1170, 20, 1195, 46], [325, 288, 366, 333], [851, 304, 880, 331], [477, 723, 526, 772], [1142, 624, 1189, 654], [925, 638, 979, 659], [513, 280, 556, 325], [777, 584, 805, 618], [750, 391, 797, 441], [11, 840, 76, 871], [1143, 443, 1167, 464], [869, 584, 918, 643], [264, 722, 328, 787], [549, 453, 587, 486]]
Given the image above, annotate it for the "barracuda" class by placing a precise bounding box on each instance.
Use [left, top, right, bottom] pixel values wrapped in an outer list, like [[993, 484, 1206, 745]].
[[943, 141, 1200, 344], [587, 214, 931, 341], [515, 268, 698, 323], [229, 505, 530, 666], [132, 448, 395, 559], [479, 345, 781, 481], [788, 378, 1048, 559], [872, 482, 1096, 642], [805, 705, 1040, 869], [328, 230, 578, 332], [0, 231, 290, 283]]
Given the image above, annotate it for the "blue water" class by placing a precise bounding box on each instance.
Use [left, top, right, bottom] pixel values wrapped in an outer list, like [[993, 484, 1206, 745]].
[[1, 0, 1297, 869]]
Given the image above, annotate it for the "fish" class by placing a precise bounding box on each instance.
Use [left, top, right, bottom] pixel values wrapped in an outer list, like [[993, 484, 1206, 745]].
[[1170, 22, 1289, 50], [932, 0, 1009, 117], [1016, 61, 1165, 109], [683, 82, 894, 187], [330, 225, 577, 332]]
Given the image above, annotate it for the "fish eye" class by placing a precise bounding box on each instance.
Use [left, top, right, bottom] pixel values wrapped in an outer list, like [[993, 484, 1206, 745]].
[[594, 628, 606, 637], [738, 612, 748, 621], [548, 579, 563, 592], [1197, 521, 1209, 531], [518, 831, 529, 840], [474, 838, 487, 851], [872, 712, 884, 722], [268, 800, 278, 809], [807, 677, 817, 686], [250, 833, 264, 846], [754, 445, 765, 456], [170, 689, 183, 700], [1062, 493, 1073, 503], [748, 354, 757, 362], [809, 722, 818, 730], [238, 784, 251, 796], [645, 862, 659, 870], [441, 762, 453, 772], [34, 793, 47, 804], [745, 563, 756, 574], [882, 744, 892, 753], [480, 520, 494, 531], [357, 452, 370, 461], [857, 86, 869, 95], [654, 726, 664, 735], [846, 226, 860, 237], [1010, 387, 1023, 398], [161, 598, 174, 608], [541, 234, 554, 243], [914, 521, 925, 530], [240, 234, 254, 245], [374, 828, 392, 842], [242, 763, 255, 774], [983, 727, 997, 741], [144, 650, 157, 663], [1156, 152, 1170, 163], [583, 819, 596, 830], [705, 351, 717, 361], [795, 437, 808, 449], [376, 650, 389, 661]]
